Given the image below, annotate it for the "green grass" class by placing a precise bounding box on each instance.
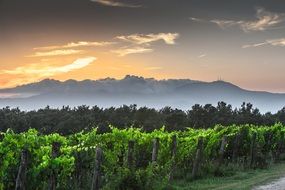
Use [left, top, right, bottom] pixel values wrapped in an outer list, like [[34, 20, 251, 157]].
[[169, 162, 285, 190]]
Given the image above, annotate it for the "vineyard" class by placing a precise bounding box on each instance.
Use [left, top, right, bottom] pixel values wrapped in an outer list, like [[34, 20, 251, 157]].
[[1, 124, 285, 190]]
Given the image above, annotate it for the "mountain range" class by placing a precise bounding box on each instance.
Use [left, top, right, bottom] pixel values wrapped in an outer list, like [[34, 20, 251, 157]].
[[0, 75, 284, 113]]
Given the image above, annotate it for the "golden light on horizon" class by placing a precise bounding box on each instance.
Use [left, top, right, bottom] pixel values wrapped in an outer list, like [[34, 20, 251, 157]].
[[0, 33, 183, 88]]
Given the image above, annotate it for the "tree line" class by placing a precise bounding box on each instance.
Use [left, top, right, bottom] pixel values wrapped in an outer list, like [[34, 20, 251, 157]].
[[1, 102, 285, 135]]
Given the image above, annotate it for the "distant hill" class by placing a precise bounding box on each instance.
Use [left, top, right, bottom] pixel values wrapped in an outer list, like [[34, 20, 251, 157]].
[[0, 75, 285, 112]]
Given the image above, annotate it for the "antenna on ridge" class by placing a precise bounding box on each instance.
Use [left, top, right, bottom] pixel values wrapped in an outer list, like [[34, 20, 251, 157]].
[[217, 76, 224, 81]]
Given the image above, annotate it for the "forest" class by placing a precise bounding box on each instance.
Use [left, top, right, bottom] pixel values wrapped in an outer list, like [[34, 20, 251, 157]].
[[1, 102, 285, 135]]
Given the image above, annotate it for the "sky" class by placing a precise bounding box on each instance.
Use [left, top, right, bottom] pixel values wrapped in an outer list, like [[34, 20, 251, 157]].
[[1, 0, 285, 92]]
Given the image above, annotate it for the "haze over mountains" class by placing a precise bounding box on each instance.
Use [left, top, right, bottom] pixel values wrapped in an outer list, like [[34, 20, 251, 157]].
[[0, 75, 284, 113]]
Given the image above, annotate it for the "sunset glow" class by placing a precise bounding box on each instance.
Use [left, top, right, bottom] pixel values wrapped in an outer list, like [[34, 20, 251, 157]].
[[1, 0, 285, 92]]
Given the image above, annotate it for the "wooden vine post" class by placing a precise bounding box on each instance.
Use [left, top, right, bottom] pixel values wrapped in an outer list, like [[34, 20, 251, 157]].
[[275, 131, 284, 162], [249, 132, 257, 168], [215, 136, 227, 174], [232, 133, 241, 163], [0, 133, 4, 141], [152, 138, 159, 164], [192, 137, 204, 179], [49, 142, 61, 190], [127, 140, 135, 168], [171, 135, 177, 158], [265, 133, 273, 162], [15, 149, 28, 190], [169, 135, 177, 181], [91, 147, 103, 190]]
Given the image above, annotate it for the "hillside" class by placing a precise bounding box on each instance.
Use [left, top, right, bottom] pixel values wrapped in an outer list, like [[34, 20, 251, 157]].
[[1, 75, 285, 112]]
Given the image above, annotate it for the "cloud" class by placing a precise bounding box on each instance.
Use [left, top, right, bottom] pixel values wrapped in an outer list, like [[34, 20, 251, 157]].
[[116, 33, 179, 45], [210, 20, 241, 29], [266, 38, 285, 46], [34, 41, 115, 50], [111, 46, 153, 56], [198, 54, 206, 58], [0, 93, 21, 98], [193, 8, 285, 32], [26, 49, 84, 57], [112, 32, 179, 56], [242, 42, 268, 48], [242, 38, 285, 48], [90, 0, 141, 8], [2, 57, 96, 76], [190, 17, 206, 22]]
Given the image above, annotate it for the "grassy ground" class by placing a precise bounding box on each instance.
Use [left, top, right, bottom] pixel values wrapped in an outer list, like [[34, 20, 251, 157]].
[[169, 162, 285, 190]]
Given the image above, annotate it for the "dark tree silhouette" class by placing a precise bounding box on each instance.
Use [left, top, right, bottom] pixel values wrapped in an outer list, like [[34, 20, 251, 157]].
[[0, 102, 285, 135]]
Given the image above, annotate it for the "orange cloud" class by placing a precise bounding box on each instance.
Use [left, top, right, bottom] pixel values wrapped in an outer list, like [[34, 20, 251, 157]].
[[1, 57, 96, 87], [34, 41, 115, 50], [116, 33, 179, 45], [111, 46, 153, 56], [26, 49, 84, 57]]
